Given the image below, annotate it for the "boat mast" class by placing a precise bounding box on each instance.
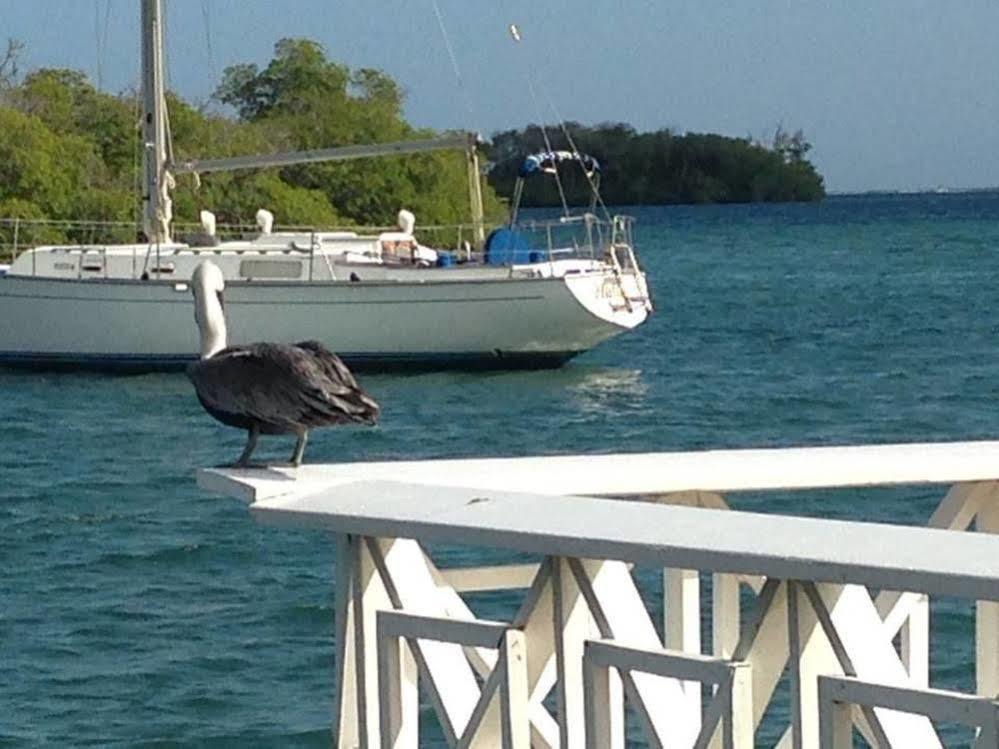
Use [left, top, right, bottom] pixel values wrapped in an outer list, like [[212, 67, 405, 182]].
[[465, 134, 485, 247], [141, 0, 173, 244]]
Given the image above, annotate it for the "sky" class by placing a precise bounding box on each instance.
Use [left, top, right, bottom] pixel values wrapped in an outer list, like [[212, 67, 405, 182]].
[[2, 0, 998, 194]]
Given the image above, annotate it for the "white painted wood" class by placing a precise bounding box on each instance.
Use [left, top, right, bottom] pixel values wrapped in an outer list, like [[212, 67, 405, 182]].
[[901, 594, 929, 688], [423, 558, 557, 748], [198, 441, 999, 505], [440, 564, 540, 592], [353, 537, 398, 749], [499, 630, 530, 749], [979, 599, 999, 699], [422, 560, 499, 680], [713, 573, 741, 660], [879, 591, 925, 640], [809, 583, 942, 748], [249, 480, 999, 601], [582, 644, 617, 749], [377, 625, 417, 749], [729, 664, 754, 749], [817, 676, 853, 749], [333, 535, 359, 749], [374, 611, 528, 749], [818, 675, 999, 734], [458, 664, 502, 749], [978, 499, 999, 699], [585, 640, 736, 683], [553, 558, 593, 749], [874, 481, 993, 639], [421, 554, 558, 747], [196, 448, 999, 747], [789, 582, 845, 749], [569, 559, 692, 747], [731, 580, 790, 731], [584, 641, 751, 749], [665, 567, 702, 718], [365, 540, 482, 743], [377, 611, 510, 649], [508, 564, 560, 749]]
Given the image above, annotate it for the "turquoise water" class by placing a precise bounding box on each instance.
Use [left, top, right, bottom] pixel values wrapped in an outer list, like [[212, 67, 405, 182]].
[[4, 192, 999, 746]]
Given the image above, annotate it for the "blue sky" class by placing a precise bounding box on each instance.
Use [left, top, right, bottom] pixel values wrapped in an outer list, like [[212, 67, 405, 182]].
[[2, 1, 998, 193]]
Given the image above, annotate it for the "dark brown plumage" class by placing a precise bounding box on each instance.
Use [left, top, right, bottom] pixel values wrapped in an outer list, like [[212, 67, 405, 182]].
[[187, 259, 378, 467], [188, 340, 379, 467]]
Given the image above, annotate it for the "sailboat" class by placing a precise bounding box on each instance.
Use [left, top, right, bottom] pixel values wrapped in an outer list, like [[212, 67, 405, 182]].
[[0, 0, 652, 371]]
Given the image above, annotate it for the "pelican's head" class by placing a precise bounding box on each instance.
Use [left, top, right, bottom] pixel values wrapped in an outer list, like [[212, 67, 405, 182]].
[[191, 260, 227, 359]]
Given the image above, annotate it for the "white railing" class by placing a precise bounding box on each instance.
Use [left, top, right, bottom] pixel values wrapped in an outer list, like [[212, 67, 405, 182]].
[[198, 441, 999, 748], [818, 675, 999, 748], [0, 215, 635, 269]]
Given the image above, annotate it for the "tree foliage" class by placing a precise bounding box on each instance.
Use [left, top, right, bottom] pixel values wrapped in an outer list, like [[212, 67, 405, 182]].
[[0, 37, 825, 253], [487, 122, 825, 207], [0, 37, 503, 246], [205, 38, 501, 227]]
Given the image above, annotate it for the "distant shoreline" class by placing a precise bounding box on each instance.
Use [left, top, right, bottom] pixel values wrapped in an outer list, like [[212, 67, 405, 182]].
[[827, 187, 999, 198]]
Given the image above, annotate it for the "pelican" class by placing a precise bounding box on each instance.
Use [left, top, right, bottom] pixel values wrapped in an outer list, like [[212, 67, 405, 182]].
[[187, 260, 379, 467]]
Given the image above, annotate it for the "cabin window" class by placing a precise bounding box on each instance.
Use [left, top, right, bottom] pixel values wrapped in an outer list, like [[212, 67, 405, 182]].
[[239, 259, 302, 279], [81, 254, 104, 272]]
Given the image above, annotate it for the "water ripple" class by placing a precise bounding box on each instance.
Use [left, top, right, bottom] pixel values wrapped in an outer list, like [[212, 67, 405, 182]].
[[5, 195, 999, 744]]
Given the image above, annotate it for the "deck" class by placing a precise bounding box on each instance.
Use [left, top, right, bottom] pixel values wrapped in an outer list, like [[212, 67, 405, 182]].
[[200, 441, 999, 748]]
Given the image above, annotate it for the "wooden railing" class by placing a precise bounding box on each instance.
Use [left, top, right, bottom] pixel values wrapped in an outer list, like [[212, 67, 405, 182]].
[[199, 441, 999, 748]]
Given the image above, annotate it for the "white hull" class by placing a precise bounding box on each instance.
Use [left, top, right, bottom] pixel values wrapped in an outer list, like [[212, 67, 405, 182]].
[[0, 270, 648, 370]]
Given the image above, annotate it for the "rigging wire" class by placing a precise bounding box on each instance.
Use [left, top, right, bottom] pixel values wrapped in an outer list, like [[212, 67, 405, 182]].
[[508, 21, 611, 221], [428, 0, 478, 130], [508, 24, 570, 217], [94, 0, 113, 90], [547, 94, 611, 221], [199, 0, 217, 161], [200, 0, 216, 95]]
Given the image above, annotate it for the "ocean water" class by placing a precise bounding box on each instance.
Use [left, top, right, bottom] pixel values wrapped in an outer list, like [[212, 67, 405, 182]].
[[4, 192, 999, 746]]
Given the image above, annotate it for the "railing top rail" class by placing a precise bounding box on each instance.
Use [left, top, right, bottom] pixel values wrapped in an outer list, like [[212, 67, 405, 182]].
[[0, 217, 479, 235], [243, 478, 999, 601], [198, 440, 999, 505]]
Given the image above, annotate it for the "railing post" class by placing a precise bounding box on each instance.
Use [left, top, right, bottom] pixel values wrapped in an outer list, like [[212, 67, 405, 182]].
[[817, 677, 854, 749], [553, 557, 590, 749], [333, 535, 360, 749], [377, 631, 417, 749], [665, 568, 701, 718], [901, 593, 929, 687], [12, 216, 20, 264], [713, 573, 741, 660], [499, 629, 530, 749], [978, 500, 999, 699]]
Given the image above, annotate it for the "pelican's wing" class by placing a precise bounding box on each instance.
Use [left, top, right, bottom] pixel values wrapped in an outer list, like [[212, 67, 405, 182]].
[[293, 341, 381, 424], [190, 343, 378, 428], [189, 346, 295, 429]]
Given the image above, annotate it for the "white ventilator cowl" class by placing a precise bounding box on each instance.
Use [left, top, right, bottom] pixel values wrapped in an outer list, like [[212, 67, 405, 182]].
[[256, 209, 274, 235], [397, 209, 416, 234], [200, 210, 217, 237]]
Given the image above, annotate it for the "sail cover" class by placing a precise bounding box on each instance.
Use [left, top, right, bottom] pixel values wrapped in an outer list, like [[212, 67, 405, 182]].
[[518, 151, 600, 179]]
